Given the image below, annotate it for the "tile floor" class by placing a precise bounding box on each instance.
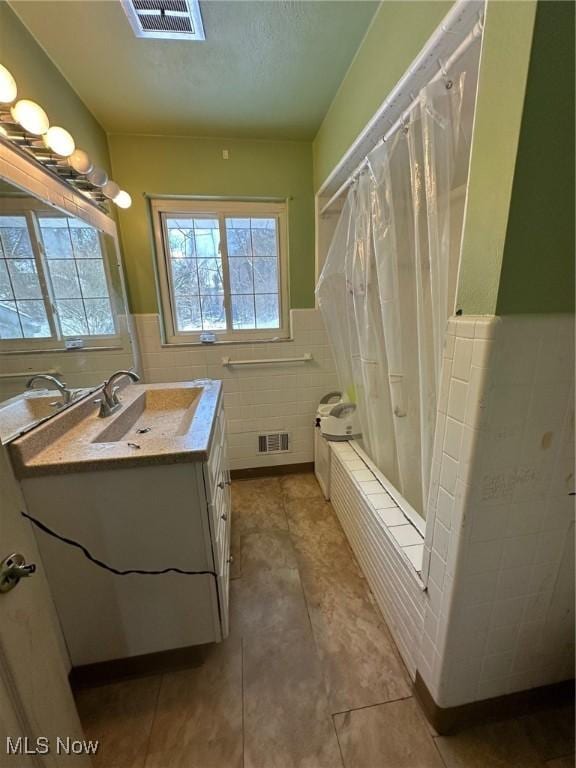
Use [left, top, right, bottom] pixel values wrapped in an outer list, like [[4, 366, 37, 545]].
[[75, 473, 575, 768]]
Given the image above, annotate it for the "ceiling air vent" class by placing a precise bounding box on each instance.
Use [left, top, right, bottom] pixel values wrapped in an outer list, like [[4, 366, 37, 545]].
[[258, 432, 290, 455], [120, 0, 205, 40]]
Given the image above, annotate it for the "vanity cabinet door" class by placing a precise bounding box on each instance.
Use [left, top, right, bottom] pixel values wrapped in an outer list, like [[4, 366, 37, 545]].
[[201, 402, 231, 638]]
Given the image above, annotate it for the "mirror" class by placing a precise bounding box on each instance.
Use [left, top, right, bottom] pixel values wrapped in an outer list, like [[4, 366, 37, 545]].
[[0, 176, 136, 443]]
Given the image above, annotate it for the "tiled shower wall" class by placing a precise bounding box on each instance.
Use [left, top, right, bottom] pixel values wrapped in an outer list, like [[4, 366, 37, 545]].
[[420, 314, 575, 708], [134, 309, 338, 470]]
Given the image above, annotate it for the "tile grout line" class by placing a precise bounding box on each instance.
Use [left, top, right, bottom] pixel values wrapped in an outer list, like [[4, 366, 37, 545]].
[[283, 481, 415, 714], [331, 712, 348, 768], [329, 693, 414, 718], [241, 635, 245, 768], [431, 730, 450, 768], [280, 480, 352, 747], [141, 674, 163, 768]]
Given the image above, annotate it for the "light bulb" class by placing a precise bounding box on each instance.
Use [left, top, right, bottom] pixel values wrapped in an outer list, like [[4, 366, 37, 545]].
[[68, 148, 93, 175], [102, 180, 120, 200], [10, 99, 49, 135], [114, 190, 132, 209], [86, 166, 108, 187], [0, 64, 17, 104], [43, 126, 75, 157]]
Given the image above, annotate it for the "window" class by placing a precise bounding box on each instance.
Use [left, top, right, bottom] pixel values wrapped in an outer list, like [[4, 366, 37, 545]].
[[151, 200, 289, 343], [0, 206, 117, 348]]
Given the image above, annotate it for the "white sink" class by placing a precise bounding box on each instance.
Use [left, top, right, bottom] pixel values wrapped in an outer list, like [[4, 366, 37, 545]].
[[93, 387, 203, 443]]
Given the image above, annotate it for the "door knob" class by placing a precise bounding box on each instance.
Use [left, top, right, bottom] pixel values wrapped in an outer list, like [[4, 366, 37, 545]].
[[0, 553, 36, 593]]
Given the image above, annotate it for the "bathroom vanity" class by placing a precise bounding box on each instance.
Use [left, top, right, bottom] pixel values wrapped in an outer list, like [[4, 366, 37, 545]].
[[9, 380, 231, 667]]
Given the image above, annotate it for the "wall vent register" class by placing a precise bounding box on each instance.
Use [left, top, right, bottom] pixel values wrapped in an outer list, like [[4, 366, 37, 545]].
[[258, 432, 290, 454], [120, 0, 205, 40]]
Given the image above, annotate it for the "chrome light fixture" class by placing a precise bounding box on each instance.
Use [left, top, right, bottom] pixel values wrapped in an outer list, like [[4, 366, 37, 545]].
[[113, 190, 132, 209], [0, 64, 17, 104], [43, 126, 76, 157], [0, 62, 131, 210], [11, 99, 49, 135]]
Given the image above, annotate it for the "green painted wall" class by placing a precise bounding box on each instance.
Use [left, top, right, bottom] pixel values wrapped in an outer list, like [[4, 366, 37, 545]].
[[312, 0, 452, 190], [456, 0, 538, 315], [0, 4, 110, 173], [108, 134, 315, 313], [496, 0, 575, 314]]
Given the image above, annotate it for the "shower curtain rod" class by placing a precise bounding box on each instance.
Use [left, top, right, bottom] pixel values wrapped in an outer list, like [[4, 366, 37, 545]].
[[319, 2, 484, 217]]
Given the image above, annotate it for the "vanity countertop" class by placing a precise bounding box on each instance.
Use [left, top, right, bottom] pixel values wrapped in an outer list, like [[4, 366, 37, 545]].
[[10, 380, 222, 478]]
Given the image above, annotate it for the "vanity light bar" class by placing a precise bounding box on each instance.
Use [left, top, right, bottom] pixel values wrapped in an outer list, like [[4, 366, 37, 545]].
[[0, 63, 131, 211]]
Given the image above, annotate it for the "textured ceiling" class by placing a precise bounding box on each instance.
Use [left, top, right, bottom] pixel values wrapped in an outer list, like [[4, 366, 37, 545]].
[[10, 0, 378, 140]]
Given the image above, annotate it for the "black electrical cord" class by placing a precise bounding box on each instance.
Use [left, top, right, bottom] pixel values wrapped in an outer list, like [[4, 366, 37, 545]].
[[22, 511, 217, 578]]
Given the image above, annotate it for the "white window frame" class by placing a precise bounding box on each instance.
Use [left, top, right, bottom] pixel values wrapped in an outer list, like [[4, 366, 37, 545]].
[[150, 198, 290, 344], [0, 198, 122, 352]]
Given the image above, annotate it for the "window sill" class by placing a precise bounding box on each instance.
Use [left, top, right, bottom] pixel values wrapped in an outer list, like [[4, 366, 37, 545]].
[[161, 336, 293, 349], [0, 344, 126, 356]]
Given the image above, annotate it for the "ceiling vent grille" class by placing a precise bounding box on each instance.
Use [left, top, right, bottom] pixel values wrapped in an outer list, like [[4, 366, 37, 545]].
[[120, 0, 205, 40], [258, 432, 290, 455]]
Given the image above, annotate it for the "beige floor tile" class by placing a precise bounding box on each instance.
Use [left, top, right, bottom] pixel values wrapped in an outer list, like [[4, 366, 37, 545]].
[[144, 638, 242, 768], [230, 522, 242, 579], [280, 472, 324, 500], [520, 704, 575, 761], [75, 676, 160, 768], [241, 529, 298, 573], [229, 567, 310, 639], [286, 498, 363, 575], [435, 717, 545, 768], [287, 499, 411, 712], [303, 566, 411, 713], [231, 477, 288, 532], [334, 698, 444, 768], [244, 625, 344, 768]]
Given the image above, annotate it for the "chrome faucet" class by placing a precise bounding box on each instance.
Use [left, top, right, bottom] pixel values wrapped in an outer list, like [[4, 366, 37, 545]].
[[98, 370, 140, 418], [26, 374, 73, 405]]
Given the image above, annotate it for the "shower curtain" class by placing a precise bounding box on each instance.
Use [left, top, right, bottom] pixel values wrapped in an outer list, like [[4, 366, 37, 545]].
[[316, 74, 466, 517]]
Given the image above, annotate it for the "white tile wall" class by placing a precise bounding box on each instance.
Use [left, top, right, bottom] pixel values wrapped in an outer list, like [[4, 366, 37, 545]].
[[328, 313, 574, 708], [134, 310, 338, 470], [420, 314, 575, 708], [330, 443, 427, 678]]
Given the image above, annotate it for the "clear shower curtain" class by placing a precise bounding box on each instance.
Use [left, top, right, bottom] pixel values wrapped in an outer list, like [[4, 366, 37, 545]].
[[316, 74, 465, 517]]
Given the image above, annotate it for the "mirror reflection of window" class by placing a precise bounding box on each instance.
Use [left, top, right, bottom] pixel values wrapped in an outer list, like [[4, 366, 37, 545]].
[[0, 210, 117, 343], [38, 217, 116, 337], [0, 215, 50, 339]]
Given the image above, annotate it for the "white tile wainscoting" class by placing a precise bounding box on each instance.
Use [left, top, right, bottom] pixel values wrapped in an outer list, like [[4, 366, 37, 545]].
[[330, 443, 427, 679], [0, 332, 136, 402], [327, 313, 574, 712], [420, 314, 575, 708], [134, 309, 339, 470]]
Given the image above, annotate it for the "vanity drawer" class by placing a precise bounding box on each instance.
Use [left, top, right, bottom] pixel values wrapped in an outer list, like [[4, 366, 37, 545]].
[[217, 497, 231, 638], [213, 478, 231, 569], [206, 407, 227, 502]]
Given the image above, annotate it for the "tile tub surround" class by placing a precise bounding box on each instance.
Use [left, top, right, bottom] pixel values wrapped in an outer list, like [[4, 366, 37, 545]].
[[133, 309, 338, 470], [421, 314, 575, 709], [75, 473, 575, 768]]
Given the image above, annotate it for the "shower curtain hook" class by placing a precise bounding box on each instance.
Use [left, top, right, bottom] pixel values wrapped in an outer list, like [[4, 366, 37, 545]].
[[438, 57, 453, 90]]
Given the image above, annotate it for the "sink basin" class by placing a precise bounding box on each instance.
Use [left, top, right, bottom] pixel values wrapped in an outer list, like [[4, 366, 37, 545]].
[[0, 389, 88, 443], [93, 387, 202, 443]]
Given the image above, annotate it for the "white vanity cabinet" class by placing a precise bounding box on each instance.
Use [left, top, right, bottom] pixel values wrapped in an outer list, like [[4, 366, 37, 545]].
[[17, 396, 231, 668]]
